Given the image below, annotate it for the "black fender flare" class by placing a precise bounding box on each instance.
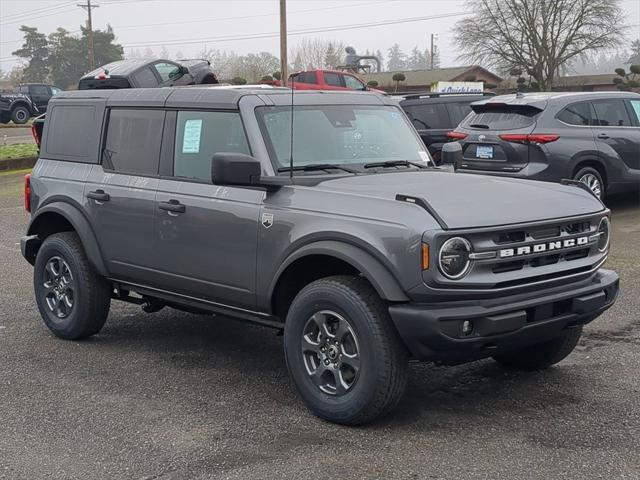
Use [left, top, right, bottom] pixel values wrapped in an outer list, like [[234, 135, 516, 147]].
[[269, 240, 409, 303], [26, 202, 108, 275], [10, 99, 33, 115]]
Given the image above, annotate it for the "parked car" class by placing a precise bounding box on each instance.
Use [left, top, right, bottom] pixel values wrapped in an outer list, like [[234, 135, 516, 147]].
[[79, 58, 219, 89], [31, 58, 219, 147], [448, 91, 640, 198], [22, 87, 618, 425], [0, 83, 62, 124], [263, 69, 383, 93], [397, 92, 494, 163]]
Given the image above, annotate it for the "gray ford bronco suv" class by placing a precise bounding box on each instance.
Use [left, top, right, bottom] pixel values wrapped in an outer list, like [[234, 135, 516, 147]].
[[21, 87, 619, 425]]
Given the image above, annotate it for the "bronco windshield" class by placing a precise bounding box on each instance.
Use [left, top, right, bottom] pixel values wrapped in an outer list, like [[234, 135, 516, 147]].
[[255, 105, 431, 173]]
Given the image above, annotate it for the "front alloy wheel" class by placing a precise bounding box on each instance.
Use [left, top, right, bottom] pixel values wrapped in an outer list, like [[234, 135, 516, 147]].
[[302, 310, 360, 396]]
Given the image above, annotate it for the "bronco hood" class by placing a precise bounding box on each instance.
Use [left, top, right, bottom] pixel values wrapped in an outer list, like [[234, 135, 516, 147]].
[[315, 171, 605, 229]]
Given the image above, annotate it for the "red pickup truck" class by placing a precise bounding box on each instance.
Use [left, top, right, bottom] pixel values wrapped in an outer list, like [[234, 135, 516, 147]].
[[266, 69, 383, 93]]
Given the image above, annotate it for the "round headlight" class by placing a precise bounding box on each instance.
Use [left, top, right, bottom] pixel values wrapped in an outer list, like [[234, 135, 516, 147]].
[[597, 217, 610, 252], [439, 237, 472, 279]]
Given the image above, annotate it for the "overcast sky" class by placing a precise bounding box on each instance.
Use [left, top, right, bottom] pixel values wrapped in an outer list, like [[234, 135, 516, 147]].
[[1, 0, 639, 73]]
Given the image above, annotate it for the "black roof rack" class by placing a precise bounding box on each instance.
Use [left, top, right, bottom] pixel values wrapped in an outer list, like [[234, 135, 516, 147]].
[[393, 91, 496, 100]]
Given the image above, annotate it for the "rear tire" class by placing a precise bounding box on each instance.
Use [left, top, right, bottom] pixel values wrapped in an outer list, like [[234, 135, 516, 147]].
[[34, 232, 111, 340], [284, 275, 408, 425], [11, 105, 30, 124], [574, 166, 605, 199], [493, 326, 583, 370]]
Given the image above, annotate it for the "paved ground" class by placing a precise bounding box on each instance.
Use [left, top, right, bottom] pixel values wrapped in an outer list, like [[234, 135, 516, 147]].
[[0, 170, 638, 480], [0, 126, 33, 145]]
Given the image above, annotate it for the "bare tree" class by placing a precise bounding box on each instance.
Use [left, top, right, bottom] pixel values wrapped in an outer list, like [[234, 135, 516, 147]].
[[289, 38, 345, 70], [454, 0, 626, 90]]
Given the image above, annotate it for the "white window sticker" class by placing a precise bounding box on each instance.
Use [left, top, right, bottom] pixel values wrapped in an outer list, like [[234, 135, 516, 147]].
[[418, 151, 431, 164], [182, 119, 202, 153]]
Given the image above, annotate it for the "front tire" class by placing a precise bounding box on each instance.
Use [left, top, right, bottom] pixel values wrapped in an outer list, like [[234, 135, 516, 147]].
[[11, 105, 30, 124], [34, 232, 111, 340], [284, 275, 408, 425], [493, 326, 583, 370]]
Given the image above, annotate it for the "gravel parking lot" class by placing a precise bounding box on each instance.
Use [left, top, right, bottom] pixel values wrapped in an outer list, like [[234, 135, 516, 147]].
[[1, 169, 638, 480]]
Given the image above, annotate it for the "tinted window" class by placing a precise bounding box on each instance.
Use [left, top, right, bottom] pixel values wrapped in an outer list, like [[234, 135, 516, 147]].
[[324, 72, 344, 87], [462, 106, 538, 130], [174, 111, 251, 181], [298, 72, 317, 84], [103, 109, 164, 175], [132, 67, 158, 87], [592, 99, 632, 126], [402, 103, 450, 129], [154, 62, 182, 83], [344, 75, 364, 90], [446, 102, 472, 125], [30, 85, 49, 96], [46, 105, 95, 158], [557, 101, 594, 126]]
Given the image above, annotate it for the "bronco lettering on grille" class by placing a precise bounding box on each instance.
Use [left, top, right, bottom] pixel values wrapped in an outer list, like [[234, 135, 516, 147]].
[[499, 236, 589, 258]]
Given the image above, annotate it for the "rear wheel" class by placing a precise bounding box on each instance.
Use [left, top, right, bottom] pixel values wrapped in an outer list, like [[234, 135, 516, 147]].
[[493, 326, 583, 370], [574, 166, 604, 199], [284, 275, 408, 425], [11, 105, 30, 124], [34, 232, 111, 340]]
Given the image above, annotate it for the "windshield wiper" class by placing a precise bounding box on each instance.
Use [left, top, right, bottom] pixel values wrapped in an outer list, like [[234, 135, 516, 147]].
[[363, 160, 427, 170], [277, 163, 358, 174]]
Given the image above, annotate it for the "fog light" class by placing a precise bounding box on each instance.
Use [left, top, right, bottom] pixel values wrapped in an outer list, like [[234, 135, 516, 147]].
[[462, 320, 473, 335]]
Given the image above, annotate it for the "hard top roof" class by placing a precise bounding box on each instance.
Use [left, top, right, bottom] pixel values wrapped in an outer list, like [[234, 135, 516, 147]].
[[51, 85, 394, 108]]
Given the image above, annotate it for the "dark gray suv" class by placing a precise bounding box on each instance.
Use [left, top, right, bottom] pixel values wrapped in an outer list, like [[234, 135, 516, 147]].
[[21, 87, 619, 425], [450, 92, 640, 198]]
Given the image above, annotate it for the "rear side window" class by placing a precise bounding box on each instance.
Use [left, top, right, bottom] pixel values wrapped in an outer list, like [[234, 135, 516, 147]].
[[324, 72, 344, 87], [46, 105, 95, 158], [402, 103, 450, 129], [293, 72, 317, 84], [446, 102, 472, 125], [132, 67, 159, 88], [591, 99, 632, 127], [103, 109, 164, 175], [557, 101, 594, 126], [462, 106, 539, 130], [174, 111, 250, 181]]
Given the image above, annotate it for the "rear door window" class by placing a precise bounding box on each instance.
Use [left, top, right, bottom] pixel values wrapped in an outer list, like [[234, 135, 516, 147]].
[[132, 67, 159, 88], [557, 101, 594, 126], [173, 110, 251, 181], [103, 109, 164, 175], [591, 99, 632, 127], [402, 103, 450, 130], [324, 72, 344, 87], [462, 106, 539, 130], [446, 102, 472, 125]]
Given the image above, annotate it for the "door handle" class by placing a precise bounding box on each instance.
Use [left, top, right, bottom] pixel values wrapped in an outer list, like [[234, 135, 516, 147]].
[[158, 199, 186, 214], [597, 133, 610, 139], [86, 189, 110, 202]]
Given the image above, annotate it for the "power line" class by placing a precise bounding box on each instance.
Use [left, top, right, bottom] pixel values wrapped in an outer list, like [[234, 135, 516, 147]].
[[0, 6, 81, 26], [0, 0, 392, 44], [121, 12, 469, 49], [0, 1, 76, 22]]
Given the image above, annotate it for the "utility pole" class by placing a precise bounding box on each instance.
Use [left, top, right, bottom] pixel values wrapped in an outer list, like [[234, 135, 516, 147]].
[[430, 33, 434, 70], [78, 0, 98, 70], [279, 0, 288, 87]]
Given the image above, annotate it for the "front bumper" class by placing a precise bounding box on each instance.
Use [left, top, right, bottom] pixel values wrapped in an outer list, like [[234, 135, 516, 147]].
[[389, 269, 619, 364]]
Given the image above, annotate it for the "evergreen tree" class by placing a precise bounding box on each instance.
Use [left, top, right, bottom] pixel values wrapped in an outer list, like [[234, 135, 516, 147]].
[[387, 44, 406, 71], [12, 26, 49, 82]]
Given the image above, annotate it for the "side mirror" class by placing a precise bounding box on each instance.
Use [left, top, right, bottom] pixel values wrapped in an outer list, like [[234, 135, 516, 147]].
[[440, 142, 462, 170], [211, 153, 262, 187]]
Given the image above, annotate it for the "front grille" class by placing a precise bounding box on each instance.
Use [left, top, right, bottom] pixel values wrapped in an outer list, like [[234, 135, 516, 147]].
[[431, 213, 608, 290]]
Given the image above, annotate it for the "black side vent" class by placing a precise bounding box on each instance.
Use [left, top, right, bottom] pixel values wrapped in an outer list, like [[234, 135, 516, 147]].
[[496, 231, 526, 244]]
